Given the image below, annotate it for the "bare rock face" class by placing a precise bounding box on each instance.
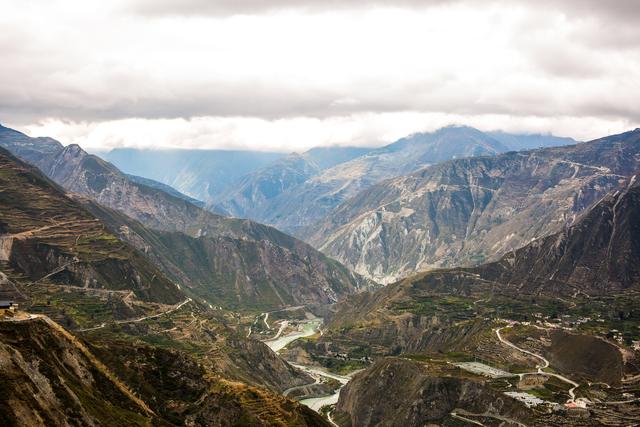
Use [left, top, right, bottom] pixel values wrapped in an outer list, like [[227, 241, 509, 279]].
[[334, 358, 532, 427], [474, 174, 640, 295], [309, 129, 640, 283]]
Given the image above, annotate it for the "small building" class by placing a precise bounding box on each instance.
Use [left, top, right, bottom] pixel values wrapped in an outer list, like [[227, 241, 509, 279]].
[[0, 300, 17, 313]]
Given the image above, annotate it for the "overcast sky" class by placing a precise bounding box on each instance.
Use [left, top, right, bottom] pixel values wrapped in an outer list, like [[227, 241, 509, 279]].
[[2, 0, 639, 151]]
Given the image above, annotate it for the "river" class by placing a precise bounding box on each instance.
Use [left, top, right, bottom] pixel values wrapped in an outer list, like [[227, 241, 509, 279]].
[[262, 318, 350, 415]]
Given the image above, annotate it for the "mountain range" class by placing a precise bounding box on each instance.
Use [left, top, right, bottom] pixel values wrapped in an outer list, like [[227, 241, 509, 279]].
[[2, 120, 638, 426], [214, 126, 578, 236], [0, 124, 373, 311], [308, 129, 640, 283]]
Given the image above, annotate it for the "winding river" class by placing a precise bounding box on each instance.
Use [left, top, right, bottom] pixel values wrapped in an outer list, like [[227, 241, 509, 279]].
[[263, 318, 350, 415]]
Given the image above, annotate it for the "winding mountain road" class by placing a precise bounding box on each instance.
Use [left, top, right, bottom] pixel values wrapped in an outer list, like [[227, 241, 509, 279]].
[[496, 324, 579, 402], [77, 298, 192, 332]]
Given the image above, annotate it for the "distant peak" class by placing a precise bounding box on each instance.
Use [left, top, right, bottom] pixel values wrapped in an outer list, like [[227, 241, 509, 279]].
[[62, 144, 86, 156]]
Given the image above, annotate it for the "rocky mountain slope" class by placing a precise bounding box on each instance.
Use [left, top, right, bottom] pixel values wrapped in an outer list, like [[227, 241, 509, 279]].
[[327, 175, 640, 351], [473, 174, 640, 295], [0, 317, 154, 427], [250, 126, 513, 234], [314, 178, 640, 426], [309, 129, 640, 283], [0, 315, 328, 427], [334, 358, 532, 427], [77, 198, 369, 310], [0, 147, 183, 306], [232, 126, 573, 236], [0, 126, 372, 311], [212, 147, 374, 221]]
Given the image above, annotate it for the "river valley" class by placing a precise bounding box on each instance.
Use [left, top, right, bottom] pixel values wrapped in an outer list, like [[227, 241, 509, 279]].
[[262, 317, 352, 421]]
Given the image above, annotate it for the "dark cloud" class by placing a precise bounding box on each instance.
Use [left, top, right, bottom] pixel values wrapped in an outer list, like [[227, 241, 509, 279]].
[[127, 0, 640, 23], [1, 0, 638, 132]]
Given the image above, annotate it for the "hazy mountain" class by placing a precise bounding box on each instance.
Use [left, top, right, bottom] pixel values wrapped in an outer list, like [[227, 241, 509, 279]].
[[308, 129, 640, 283], [101, 147, 286, 201], [215, 152, 322, 219], [302, 146, 372, 169], [0, 126, 373, 311], [126, 173, 206, 207], [244, 126, 555, 235], [488, 131, 578, 151], [99, 129, 573, 236]]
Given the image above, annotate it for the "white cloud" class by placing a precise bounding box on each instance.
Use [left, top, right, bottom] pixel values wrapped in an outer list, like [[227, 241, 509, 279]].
[[24, 113, 635, 153], [2, 0, 639, 149]]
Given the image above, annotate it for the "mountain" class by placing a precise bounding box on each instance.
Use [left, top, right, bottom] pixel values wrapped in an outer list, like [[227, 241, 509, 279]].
[[215, 152, 322, 220], [308, 129, 640, 283], [327, 174, 640, 345], [213, 146, 375, 223], [488, 131, 578, 151], [101, 147, 285, 201], [99, 127, 573, 238], [334, 358, 533, 427], [0, 147, 183, 307], [309, 178, 640, 426], [0, 126, 372, 311], [474, 174, 640, 295], [302, 146, 372, 169], [0, 317, 156, 426], [0, 146, 329, 426], [125, 173, 206, 207], [243, 126, 521, 235], [78, 197, 371, 310], [0, 124, 63, 165]]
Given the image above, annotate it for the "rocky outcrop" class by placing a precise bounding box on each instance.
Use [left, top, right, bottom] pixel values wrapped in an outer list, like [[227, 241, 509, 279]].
[[309, 129, 640, 283], [102, 147, 285, 202], [334, 358, 532, 427]]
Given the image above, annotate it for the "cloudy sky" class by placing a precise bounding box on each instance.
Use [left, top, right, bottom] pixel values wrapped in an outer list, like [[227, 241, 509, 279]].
[[2, 0, 639, 151]]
